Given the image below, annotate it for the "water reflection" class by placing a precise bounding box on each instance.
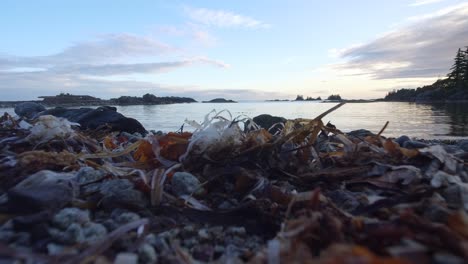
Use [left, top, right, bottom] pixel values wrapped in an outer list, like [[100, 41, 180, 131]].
[[424, 102, 468, 137]]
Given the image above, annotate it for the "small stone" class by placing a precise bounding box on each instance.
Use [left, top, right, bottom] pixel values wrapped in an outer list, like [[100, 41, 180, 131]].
[[171, 172, 202, 196], [226, 227, 246, 237], [99, 179, 146, 209], [197, 229, 211, 240], [112, 210, 141, 225], [52, 208, 90, 230], [82, 222, 107, 244], [114, 253, 138, 264], [49, 223, 84, 244], [433, 253, 465, 264], [138, 243, 157, 264]]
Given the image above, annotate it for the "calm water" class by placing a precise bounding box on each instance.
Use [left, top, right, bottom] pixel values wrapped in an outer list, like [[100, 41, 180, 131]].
[[2, 101, 468, 139]]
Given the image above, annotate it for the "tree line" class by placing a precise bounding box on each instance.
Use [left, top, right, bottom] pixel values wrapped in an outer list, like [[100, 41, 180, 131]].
[[385, 46, 468, 101]]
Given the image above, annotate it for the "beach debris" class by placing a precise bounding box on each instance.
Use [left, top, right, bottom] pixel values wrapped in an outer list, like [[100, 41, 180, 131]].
[[1, 102, 468, 263]]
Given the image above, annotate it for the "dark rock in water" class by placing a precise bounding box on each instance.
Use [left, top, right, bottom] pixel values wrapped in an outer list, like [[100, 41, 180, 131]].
[[395, 135, 411, 146], [39, 106, 146, 134], [202, 98, 237, 103], [403, 140, 428, 149], [347, 129, 375, 138], [251, 114, 286, 133], [14, 102, 46, 119]]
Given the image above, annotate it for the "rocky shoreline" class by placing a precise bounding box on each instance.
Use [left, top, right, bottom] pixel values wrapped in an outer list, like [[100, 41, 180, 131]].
[[1, 103, 468, 263]]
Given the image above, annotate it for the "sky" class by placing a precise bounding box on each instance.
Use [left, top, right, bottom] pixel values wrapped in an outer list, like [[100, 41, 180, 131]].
[[1, 0, 468, 101]]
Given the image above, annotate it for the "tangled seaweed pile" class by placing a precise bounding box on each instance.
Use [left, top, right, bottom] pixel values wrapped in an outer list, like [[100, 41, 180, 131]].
[[1, 103, 468, 263]]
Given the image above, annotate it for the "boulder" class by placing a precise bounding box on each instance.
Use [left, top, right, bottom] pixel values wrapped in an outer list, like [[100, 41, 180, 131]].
[[14, 102, 46, 119], [38, 106, 146, 134], [251, 114, 286, 133]]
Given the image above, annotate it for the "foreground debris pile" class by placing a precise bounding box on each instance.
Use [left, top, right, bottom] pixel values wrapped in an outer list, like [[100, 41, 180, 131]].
[[1, 104, 468, 263]]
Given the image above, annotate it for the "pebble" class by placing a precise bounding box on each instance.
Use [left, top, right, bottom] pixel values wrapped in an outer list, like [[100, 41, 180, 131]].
[[138, 243, 158, 263], [114, 253, 138, 264], [52, 208, 90, 230], [171, 172, 203, 196]]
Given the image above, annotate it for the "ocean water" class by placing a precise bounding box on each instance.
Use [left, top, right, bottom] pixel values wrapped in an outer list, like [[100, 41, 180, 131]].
[[2, 101, 468, 139]]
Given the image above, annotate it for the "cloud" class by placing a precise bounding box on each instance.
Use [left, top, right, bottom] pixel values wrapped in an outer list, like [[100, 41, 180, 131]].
[[0, 33, 229, 100], [410, 0, 445, 7], [336, 3, 468, 79], [0, 34, 177, 70], [51, 58, 228, 76], [184, 7, 270, 29]]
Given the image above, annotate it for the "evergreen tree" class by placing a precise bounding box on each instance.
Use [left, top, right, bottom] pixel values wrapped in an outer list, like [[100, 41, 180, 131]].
[[463, 46, 468, 86], [447, 48, 465, 86]]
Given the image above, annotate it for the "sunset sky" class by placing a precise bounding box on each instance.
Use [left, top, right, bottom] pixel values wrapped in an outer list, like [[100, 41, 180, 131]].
[[1, 0, 468, 101]]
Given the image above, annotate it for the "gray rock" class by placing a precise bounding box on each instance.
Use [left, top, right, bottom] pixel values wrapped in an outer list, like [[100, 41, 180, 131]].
[[76, 167, 105, 185], [171, 172, 202, 197], [114, 253, 138, 264], [14, 102, 46, 119], [441, 185, 463, 209], [99, 179, 146, 209], [7, 170, 76, 213]]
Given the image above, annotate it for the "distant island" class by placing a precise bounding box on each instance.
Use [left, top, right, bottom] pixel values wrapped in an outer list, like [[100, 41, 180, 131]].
[[294, 95, 322, 101], [385, 46, 468, 102], [0, 93, 197, 108], [202, 98, 237, 103]]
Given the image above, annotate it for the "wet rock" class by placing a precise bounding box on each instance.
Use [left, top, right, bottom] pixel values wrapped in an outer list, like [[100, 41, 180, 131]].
[[403, 140, 429, 149], [6, 170, 76, 213], [14, 102, 46, 119], [251, 114, 286, 133], [395, 135, 410, 146], [423, 203, 451, 223], [39, 106, 146, 134], [347, 129, 375, 138], [99, 179, 146, 210], [138, 243, 158, 263], [171, 172, 202, 197], [458, 139, 468, 152]]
